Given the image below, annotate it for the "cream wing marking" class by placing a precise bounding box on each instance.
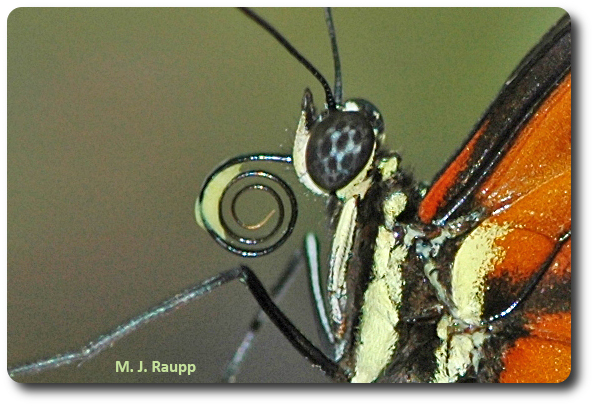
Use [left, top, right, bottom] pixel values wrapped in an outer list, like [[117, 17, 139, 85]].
[[451, 220, 510, 325], [432, 220, 510, 382]]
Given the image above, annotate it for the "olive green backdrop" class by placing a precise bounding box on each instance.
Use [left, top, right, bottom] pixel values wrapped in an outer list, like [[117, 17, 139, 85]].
[[8, 7, 565, 383]]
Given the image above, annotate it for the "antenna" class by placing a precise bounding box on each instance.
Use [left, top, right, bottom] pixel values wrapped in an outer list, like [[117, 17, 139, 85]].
[[324, 8, 343, 106], [238, 8, 338, 111]]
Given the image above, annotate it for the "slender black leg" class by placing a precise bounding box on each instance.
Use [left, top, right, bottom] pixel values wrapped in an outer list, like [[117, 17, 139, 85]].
[[9, 265, 347, 381], [238, 265, 348, 380], [222, 251, 305, 382]]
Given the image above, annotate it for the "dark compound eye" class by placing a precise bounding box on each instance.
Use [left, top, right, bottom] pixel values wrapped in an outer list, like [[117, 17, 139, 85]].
[[305, 110, 375, 192], [346, 98, 385, 137]]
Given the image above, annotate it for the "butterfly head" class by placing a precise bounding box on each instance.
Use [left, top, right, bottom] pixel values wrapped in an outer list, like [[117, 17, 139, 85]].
[[293, 89, 384, 199]]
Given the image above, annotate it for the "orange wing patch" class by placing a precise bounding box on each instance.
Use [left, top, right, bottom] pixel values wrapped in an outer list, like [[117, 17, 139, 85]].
[[500, 312, 571, 383], [497, 234, 571, 383]]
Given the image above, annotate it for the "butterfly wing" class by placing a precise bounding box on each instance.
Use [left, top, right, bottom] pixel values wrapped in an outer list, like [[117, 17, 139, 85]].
[[418, 15, 571, 383]]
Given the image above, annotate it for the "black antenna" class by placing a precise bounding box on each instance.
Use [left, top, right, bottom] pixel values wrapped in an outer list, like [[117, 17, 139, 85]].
[[239, 7, 337, 111], [324, 8, 342, 105]]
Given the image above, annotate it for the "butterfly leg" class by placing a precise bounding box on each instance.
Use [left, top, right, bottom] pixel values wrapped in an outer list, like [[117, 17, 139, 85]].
[[9, 265, 346, 381], [222, 250, 306, 382], [224, 231, 350, 382]]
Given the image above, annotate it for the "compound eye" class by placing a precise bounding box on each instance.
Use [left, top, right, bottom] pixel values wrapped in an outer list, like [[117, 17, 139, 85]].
[[305, 110, 375, 192]]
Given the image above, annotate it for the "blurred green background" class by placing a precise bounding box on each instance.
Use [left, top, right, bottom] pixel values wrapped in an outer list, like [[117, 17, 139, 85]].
[[8, 8, 566, 383]]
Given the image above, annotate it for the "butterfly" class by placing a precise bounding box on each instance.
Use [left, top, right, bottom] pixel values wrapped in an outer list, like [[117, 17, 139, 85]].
[[9, 8, 564, 381]]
